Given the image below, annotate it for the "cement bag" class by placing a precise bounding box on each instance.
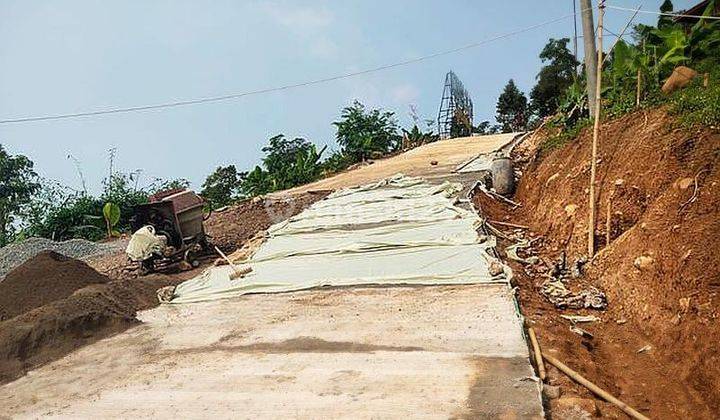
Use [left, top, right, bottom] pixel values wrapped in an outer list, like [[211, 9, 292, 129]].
[[491, 157, 515, 196], [126, 225, 165, 262]]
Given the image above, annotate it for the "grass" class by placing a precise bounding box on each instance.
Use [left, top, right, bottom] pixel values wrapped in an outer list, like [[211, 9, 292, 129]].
[[540, 117, 592, 155], [668, 67, 720, 130]]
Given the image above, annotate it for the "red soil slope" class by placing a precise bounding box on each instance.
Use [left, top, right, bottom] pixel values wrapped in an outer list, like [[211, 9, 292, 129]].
[[477, 108, 719, 418]]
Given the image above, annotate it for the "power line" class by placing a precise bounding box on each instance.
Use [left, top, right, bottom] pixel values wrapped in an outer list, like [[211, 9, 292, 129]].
[[0, 11, 583, 125], [606, 4, 720, 20]]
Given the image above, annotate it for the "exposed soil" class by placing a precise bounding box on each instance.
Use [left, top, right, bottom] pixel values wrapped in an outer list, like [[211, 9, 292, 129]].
[[0, 192, 330, 385], [0, 270, 191, 384], [0, 251, 110, 321], [205, 191, 330, 252], [474, 107, 720, 418]]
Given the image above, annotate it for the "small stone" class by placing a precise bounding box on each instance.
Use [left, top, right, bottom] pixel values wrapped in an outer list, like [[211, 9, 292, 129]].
[[543, 384, 561, 399], [677, 177, 694, 190], [546, 172, 559, 186], [430, 160, 438, 166], [614, 178, 625, 186], [488, 261, 504, 277], [564, 204, 578, 217], [633, 255, 654, 270], [556, 396, 599, 416]]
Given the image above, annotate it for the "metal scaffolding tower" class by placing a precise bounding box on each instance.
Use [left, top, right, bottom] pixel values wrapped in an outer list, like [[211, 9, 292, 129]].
[[437, 71, 473, 139]]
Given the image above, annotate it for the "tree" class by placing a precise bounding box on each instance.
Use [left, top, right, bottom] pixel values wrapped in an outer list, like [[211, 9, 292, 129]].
[[496, 79, 528, 133], [473, 120, 500, 135], [200, 165, 244, 209], [401, 125, 438, 149], [0, 145, 40, 246], [658, 0, 675, 29], [240, 135, 326, 197], [530, 38, 580, 118], [333, 101, 401, 162]]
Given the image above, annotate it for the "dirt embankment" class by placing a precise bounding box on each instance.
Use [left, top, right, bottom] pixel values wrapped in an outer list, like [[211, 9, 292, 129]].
[[205, 191, 330, 252], [476, 108, 720, 418]]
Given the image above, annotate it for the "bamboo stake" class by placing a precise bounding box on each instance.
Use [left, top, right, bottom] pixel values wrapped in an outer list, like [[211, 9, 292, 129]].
[[588, 1, 605, 258], [528, 328, 546, 381], [636, 67, 642, 107], [487, 220, 529, 230], [605, 196, 612, 246], [542, 352, 650, 420]]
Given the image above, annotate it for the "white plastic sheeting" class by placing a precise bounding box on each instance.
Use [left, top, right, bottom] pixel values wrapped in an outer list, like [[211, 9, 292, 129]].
[[170, 174, 507, 304]]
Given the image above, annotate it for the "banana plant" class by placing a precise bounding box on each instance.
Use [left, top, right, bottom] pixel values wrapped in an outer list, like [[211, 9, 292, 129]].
[[102, 202, 121, 238]]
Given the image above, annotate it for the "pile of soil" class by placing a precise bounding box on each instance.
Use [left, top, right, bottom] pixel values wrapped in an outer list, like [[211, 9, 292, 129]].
[[0, 272, 185, 384], [0, 251, 110, 321], [474, 107, 720, 418], [0, 190, 331, 384], [205, 191, 330, 252]]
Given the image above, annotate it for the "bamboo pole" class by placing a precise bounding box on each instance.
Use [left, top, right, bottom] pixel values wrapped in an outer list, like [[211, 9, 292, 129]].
[[488, 220, 529, 230], [528, 328, 546, 381], [542, 352, 650, 420], [605, 196, 612, 246], [588, 1, 605, 257]]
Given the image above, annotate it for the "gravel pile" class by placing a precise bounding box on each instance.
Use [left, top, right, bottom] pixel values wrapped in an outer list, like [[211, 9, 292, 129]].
[[0, 237, 122, 279]]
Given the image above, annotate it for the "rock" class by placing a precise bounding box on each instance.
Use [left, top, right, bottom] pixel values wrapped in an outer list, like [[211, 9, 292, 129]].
[[614, 178, 625, 186], [662, 66, 699, 94], [543, 384, 562, 399], [430, 160, 438, 166], [546, 172, 560, 186], [677, 177, 694, 190], [488, 261, 504, 277], [564, 204, 578, 217], [556, 396, 599, 416], [633, 255, 654, 270]]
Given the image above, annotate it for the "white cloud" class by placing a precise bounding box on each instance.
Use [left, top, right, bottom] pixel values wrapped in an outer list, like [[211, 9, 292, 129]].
[[309, 37, 338, 59], [389, 83, 420, 105], [259, 2, 333, 31]]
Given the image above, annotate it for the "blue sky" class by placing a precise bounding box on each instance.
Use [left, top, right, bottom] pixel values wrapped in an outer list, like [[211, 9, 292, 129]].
[[0, 0, 697, 192]]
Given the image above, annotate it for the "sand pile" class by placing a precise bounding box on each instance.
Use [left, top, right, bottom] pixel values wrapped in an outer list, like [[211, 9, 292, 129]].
[[0, 251, 110, 321]]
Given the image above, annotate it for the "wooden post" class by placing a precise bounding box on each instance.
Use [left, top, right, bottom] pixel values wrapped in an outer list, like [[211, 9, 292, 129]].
[[605, 196, 612, 246], [528, 328, 546, 381], [588, 1, 604, 258], [580, 0, 598, 117]]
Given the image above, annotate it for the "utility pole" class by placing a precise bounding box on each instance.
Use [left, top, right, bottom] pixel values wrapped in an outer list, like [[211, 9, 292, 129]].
[[573, 0, 579, 70], [580, 0, 598, 117], [588, 1, 604, 258]]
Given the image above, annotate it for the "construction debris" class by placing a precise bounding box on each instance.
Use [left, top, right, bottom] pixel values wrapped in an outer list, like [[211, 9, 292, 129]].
[[569, 325, 594, 339], [560, 314, 601, 323], [540, 279, 607, 310]]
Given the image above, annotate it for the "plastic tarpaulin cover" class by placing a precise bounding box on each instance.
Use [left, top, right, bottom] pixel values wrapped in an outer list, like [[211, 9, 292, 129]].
[[170, 174, 507, 303]]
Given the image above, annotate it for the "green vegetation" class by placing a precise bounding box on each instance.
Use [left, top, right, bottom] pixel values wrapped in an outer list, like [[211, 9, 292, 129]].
[[333, 101, 401, 162], [102, 202, 121, 238], [496, 79, 528, 133], [669, 67, 720, 128], [538, 0, 719, 151], [0, 145, 40, 246], [200, 165, 244, 209], [529, 38, 579, 119]]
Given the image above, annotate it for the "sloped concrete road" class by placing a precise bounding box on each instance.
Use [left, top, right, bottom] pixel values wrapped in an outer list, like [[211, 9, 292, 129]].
[[1, 133, 543, 418], [1, 285, 542, 418]]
